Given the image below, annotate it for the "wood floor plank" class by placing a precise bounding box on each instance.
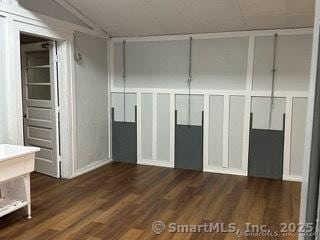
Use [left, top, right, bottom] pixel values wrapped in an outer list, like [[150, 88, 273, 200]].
[[0, 163, 300, 240]]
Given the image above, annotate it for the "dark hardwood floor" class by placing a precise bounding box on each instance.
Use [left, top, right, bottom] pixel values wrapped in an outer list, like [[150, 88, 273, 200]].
[[0, 162, 300, 240]]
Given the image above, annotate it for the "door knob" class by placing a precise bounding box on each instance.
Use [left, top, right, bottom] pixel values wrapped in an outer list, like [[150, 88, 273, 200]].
[[23, 114, 27, 118]]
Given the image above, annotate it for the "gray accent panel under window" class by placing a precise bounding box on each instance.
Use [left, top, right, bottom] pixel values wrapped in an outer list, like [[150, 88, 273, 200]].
[[112, 108, 137, 164], [175, 125, 203, 171], [175, 111, 203, 171], [248, 114, 285, 180]]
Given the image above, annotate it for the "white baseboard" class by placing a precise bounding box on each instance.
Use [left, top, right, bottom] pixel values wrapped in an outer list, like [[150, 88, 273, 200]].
[[72, 158, 113, 178], [70, 157, 302, 183], [283, 175, 302, 182], [138, 159, 174, 168], [204, 166, 247, 176]]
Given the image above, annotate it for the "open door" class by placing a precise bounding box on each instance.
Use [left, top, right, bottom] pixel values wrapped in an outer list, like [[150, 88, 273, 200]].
[[21, 41, 60, 178]]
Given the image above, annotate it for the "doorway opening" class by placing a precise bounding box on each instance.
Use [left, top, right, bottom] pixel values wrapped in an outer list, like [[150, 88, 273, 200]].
[[20, 33, 61, 178]]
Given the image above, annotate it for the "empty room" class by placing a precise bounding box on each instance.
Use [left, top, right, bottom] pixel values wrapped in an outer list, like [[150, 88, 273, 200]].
[[1, 0, 320, 239]]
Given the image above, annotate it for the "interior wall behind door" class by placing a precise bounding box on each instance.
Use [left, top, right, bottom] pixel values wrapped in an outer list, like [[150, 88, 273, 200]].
[[74, 31, 109, 171]]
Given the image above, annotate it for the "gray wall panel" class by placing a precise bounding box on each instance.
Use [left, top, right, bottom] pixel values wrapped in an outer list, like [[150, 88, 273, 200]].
[[252, 36, 274, 91], [112, 120, 137, 164], [229, 96, 245, 169], [276, 35, 312, 91], [291, 98, 308, 176], [175, 125, 203, 171], [208, 95, 224, 167], [248, 128, 284, 179], [141, 93, 153, 159], [114, 40, 189, 89], [253, 34, 312, 91], [157, 94, 170, 162], [193, 37, 248, 90]]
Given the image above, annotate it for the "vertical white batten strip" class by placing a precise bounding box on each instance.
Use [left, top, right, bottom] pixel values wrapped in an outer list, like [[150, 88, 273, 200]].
[[246, 35, 255, 91], [110, 43, 115, 90], [136, 92, 142, 163], [152, 92, 158, 160], [4, 17, 13, 143], [242, 35, 255, 174], [283, 96, 293, 178], [223, 95, 230, 168], [107, 40, 112, 159], [242, 96, 251, 174], [170, 93, 175, 167], [203, 94, 210, 170]]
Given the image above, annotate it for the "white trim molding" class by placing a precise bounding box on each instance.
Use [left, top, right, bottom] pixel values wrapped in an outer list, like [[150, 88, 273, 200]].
[[111, 28, 313, 43], [72, 158, 113, 178], [139, 159, 174, 168], [204, 166, 247, 177], [283, 175, 302, 182]]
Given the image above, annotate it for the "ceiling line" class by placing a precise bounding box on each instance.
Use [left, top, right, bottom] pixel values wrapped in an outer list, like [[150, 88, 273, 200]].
[[54, 0, 110, 38]]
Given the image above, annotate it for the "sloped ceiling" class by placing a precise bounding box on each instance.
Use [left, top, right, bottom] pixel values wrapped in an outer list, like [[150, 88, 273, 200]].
[[65, 0, 315, 37], [18, 0, 90, 28]]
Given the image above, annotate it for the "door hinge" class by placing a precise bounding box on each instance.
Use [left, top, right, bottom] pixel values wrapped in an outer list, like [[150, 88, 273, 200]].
[[55, 55, 60, 62]]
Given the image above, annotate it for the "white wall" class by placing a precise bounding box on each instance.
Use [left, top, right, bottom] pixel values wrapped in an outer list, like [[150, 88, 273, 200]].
[[114, 40, 189, 89], [253, 35, 313, 91], [74, 31, 109, 171], [0, 17, 8, 143]]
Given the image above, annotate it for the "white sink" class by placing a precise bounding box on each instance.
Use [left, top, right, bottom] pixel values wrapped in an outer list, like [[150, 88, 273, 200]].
[[0, 144, 40, 219], [0, 144, 40, 183], [0, 144, 39, 162]]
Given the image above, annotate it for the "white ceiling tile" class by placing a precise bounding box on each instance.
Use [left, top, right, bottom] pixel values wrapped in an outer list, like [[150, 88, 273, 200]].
[[185, 0, 243, 21], [239, 0, 289, 17], [290, 14, 314, 27], [289, 0, 315, 15], [201, 17, 246, 33], [66, 0, 314, 37], [243, 15, 291, 29]]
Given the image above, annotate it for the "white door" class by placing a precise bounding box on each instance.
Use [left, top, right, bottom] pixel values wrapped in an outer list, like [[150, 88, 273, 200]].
[[21, 41, 60, 178]]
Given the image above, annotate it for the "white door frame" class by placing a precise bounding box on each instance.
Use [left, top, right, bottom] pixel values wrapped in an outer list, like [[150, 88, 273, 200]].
[[6, 19, 76, 178]]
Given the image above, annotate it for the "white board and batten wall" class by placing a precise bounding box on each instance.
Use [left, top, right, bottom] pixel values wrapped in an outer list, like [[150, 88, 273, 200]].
[[110, 29, 313, 182]]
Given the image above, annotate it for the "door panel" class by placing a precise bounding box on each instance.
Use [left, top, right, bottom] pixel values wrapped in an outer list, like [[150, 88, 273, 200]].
[[21, 41, 60, 178], [28, 127, 52, 141], [36, 148, 53, 162], [26, 119, 52, 129], [28, 107, 52, 120], [26, 99, 51, 108], [26, 68, 50, 83]]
